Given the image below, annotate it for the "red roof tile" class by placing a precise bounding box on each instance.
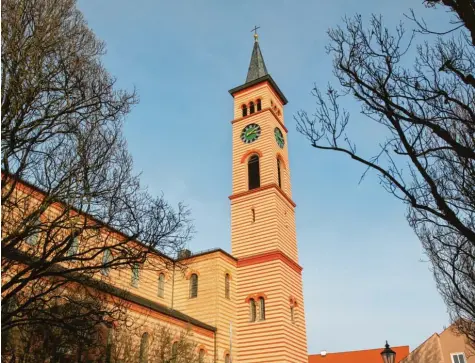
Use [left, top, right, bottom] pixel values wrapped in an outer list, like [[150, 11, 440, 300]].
[[308, 346, 410, 363]]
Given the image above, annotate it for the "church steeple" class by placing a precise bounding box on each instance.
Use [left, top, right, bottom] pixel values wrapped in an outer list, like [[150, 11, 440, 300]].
[[245, 37, 268, 83], [229, 31, 288, 105], [229, 33, 308, 363]]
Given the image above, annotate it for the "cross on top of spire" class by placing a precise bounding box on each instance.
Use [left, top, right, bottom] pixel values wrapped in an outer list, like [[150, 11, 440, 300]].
[[251, 25, 260, 41]]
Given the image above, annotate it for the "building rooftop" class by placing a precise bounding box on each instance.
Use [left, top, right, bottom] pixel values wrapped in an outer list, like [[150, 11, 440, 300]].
[[308, 346, 410, 363]]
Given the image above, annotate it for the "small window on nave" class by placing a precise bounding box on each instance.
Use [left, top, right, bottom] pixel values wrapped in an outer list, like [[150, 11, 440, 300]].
[[139, 332, 149, 363], [26, 216, 41, 245], [101, 249, 112, 276], [158, 273, 165, 298], [190, 273, 198, 298], [199, 349, 205, 363], [249, 298, 256, 322], [259, 297, 266, 321], [172, 341, 178, 359], [225, 273, 230, 299], [66, 235, 79, 257], [131, 263, 140, 287]]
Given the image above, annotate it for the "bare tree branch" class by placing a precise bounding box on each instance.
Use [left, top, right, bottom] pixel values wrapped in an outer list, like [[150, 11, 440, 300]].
[[296, 7, 475, 348]]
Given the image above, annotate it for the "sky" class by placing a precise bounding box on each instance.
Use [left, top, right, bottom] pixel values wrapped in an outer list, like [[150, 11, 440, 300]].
[[77, 0, 452, 356]]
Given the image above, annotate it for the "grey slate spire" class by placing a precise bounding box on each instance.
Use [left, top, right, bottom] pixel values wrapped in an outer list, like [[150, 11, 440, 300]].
[[229, 32, 288, 105], [245, 38, 268, 83]]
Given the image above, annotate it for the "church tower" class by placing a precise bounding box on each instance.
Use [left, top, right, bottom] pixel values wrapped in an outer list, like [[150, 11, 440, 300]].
[[229, 32, 308, 362]]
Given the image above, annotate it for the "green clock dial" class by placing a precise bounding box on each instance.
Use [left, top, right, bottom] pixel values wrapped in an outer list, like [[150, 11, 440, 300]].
[[241, 123, 261, 144], [274, 127, 285, 148]]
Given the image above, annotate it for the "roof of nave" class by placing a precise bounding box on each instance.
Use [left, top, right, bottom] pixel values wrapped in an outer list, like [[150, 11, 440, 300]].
[[308, 345, 410, 363]]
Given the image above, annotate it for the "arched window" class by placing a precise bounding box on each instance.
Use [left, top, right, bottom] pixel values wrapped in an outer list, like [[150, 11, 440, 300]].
[[101, 249, 112, 276], [158, 273, 165, 298], [131, 263, 140, 287], [225, 274, 230, 299], [139, 332, 149, 363], [225, 354, 230, 363], [277, 158, 282, 188], [248, 155, 260, 190], [251, 208, 256, 222], [190, 273, 198, 298], [242, 104, 247, 117], [256, 99, 262, 111], [199, 349, 205, 363], [66, 235, 79, 257], [249, 298, 256, 322], [249, 101, 255, 114], [290, 306, 295, 323], [259, 297, 265, 320], [171, 341, 178, 361]]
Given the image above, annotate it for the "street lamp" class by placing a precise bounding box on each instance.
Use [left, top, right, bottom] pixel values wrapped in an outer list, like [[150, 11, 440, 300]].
[[381, 341, 396, 363]]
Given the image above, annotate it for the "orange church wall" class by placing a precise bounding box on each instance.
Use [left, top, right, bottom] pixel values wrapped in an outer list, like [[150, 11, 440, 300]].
[[99, 253, 174, 307], [102, 296, 216, 362], [1, 176, 182, 311], [230, 190, 298, 261], [1, 262, 216, 359], [173, 251, 238, 362], [236, 259, 307, 363]]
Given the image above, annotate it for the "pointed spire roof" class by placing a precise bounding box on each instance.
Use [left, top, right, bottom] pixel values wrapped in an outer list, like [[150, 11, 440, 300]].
[[228, 33, 288, 105], [246, 40, 268, 83]]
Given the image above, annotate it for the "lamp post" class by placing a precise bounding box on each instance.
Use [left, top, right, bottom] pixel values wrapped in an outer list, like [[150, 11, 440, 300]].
[[381, 341, 396, 363]]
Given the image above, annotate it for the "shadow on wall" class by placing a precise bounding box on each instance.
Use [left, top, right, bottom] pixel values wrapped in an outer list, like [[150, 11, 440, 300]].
[[400, 334, 443, 363]]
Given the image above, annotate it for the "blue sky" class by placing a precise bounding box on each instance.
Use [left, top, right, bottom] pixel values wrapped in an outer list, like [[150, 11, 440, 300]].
[[78, 0, 451, 355]]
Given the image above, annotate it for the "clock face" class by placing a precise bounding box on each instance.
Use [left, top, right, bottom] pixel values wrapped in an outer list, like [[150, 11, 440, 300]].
[[241, 123, 261, 144], [274, 127, 285, 148]]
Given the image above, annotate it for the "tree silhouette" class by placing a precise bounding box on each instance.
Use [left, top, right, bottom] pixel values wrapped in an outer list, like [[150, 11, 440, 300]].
[[296, 0, 474, 347]]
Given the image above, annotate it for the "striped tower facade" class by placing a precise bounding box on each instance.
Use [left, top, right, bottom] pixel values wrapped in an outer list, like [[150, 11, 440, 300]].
[[229, 35, 308, 363]]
